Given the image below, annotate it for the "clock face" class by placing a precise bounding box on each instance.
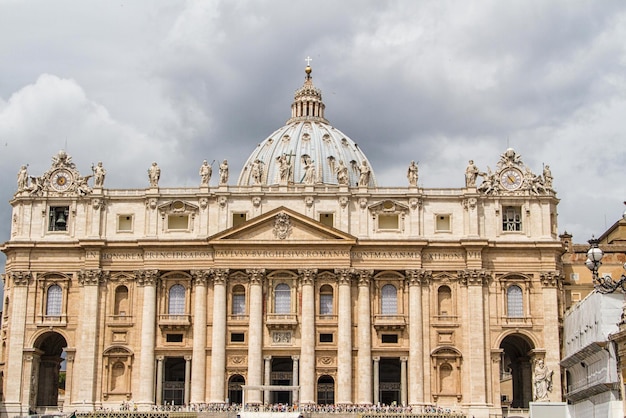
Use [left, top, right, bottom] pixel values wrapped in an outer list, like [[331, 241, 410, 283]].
[[500, 168, 523, 191], [51, 169, 73, 191]]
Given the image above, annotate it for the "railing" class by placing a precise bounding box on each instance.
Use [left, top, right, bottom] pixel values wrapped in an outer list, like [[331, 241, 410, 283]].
[[373, 314, 407, 330], [158, 314, 191, 328], [500, 316, 532, 327], [37, 314, 67, 326]]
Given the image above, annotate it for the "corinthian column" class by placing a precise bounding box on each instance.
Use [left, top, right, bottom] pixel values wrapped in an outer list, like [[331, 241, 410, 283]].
[[210, 269, 229, 403], [299, 268, 317, 404], [406, 269, 429, 406], [137, 270, 159, 409], [3, 272, 31, 415], [335, 268, 353, 404], [247, 268, 265, 404], [74, 269, 106, 408], [191, 270, 210, 403], [356, 269, 373, 404]]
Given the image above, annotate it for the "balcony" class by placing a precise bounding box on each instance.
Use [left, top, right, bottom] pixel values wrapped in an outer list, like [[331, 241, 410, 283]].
[[373, 314, 406, 331], [228, 314, 250, 325], [158, 314, 191, 330], [316, 314, 338, 324], [37, 314, 67, 327], [501, 316, 532, 327], [265, 313, 298, 330], [107, 314, 134, 327]]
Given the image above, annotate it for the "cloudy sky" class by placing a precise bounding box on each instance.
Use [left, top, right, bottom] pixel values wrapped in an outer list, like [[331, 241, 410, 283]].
[[1, 0, 625, 271]]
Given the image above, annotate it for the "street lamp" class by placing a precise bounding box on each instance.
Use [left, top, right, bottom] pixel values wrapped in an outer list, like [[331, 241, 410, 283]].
[[586, 206, 626, 294]]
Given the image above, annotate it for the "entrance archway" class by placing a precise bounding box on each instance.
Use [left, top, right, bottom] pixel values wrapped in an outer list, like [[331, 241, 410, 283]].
[[163, 357, 185, 406], [317, 375, 334, 405], [33, 331, 67, 408], [270, 357, 293, 404], [499, 334, 533, 408], [228, 374, 245, 404]]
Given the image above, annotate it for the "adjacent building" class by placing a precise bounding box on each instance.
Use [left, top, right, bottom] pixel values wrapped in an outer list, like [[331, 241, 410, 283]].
[[0, 66, 564, 418]]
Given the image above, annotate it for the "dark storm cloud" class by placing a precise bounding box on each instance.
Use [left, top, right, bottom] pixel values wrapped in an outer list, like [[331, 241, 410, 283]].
[[1, 0, 626, 279]]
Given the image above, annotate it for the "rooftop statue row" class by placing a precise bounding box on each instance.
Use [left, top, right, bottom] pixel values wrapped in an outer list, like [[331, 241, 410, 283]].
[[16, 148, 553, 196]]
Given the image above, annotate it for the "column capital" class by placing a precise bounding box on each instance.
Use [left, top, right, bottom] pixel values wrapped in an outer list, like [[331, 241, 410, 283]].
[[458, 269, 491, 286], [264, 355, 272, 361], [184, 355, 192, 361], [191, 269, 211, 286], [405, 269, 431, 286], [247, 268, 266, 285], [540, 271, 562, 288], [136, 269, 160, 286], [335, 268, 353, 285], [78, 269, 107, 286], [298, 268, 318, 285], [156, 355, 165, 361], [372, 356, 380, 362], [292, 355, 300, 361], [8, 270, 32, 286], [213, 268, 230, 285], [355, 269, 373, 286]]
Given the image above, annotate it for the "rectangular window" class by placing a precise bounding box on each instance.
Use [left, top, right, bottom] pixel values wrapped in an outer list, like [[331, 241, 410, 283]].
[[436, 214, 451, 232], [168, 214, 189, 230], [381, 334, 398, 344], [48, 206, 69, 231], [232, 294, 245, 315], [166, 333, 183, 343], [232, 213, 247, 227], [378, 214, 399, 230], [319, 213, 334, 228], [502, 206, 522, 232], [117, 215, 133, 232], [320, 294, 333, 315], [319, 333, 333, 343], [231, 332, 245, 342], [570, 273, 579, 282]]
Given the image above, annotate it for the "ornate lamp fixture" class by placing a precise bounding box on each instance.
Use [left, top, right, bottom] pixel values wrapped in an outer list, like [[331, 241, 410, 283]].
[[586, 206, 626, 294]]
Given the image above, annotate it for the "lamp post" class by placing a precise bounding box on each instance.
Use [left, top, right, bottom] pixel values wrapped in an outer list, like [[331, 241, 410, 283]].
[[586, 205, 626, 294]]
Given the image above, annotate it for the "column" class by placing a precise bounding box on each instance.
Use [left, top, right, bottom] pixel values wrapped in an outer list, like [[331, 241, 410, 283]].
[[264, 356, 272, 404], [210, 269, 229, 403], [298, 269, 317, 404], [3, 272, 31, 416], [460, 270, 489, 413], [74, 269, 105, 409], [540, 271, 564, 402], [64, 349, 76, 406], [336, 269, 353, 404], [191, 270, 209, 404], [292, 355, 300, 405], [373, 357, 380, 405], [356, 270, 373, 404], [184, 356, 192, 405], [400, 357, 407, 407], [156, 356, 164, 405], [247, 269, 266, 404], [137, 270, 159, 409], [406, 270, 428, 406], [491, 349, 504, 409]]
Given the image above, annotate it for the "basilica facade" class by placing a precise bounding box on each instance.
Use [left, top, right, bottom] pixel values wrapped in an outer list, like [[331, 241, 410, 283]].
[[0, 66, 564, 418]]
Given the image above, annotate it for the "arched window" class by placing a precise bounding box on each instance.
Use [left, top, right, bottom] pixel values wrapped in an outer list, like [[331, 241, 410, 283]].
[[232, 285, 246, 315], [381, 284, 397, 315], [437, 285, 452, 316], [275, 283, 291, 314], [168, 284, 186, 315], [319, 285, 333, 315], [46, 285, 62, 316], [317, 375, 335, 405], [114, 285, 129, 316], [507, 285, 523, 318]]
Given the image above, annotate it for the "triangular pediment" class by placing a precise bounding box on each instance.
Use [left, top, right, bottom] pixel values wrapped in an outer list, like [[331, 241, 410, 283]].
[[209, 206, 356, 244]]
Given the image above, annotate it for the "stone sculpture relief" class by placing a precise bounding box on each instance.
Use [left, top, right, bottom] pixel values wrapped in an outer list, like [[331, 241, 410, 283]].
[[199, 160, 212, 186], [92, 161, 106, 187], [358, 160, 371, 187], [336, 160, 349, 185], [148, 162, 161, 187], [533, 359, 553, 401], [407, 161, 419, 187], [219, 160, 229, 185]]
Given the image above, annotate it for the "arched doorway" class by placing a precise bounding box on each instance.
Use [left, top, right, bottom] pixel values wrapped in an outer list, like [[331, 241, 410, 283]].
[[33, 331, 67, 409], [499, 334, 533, 408], [317, 375, 334, 405], [163, 357, 185, 406], [228, 374, 245, 405], [270, 357, 293, 404]]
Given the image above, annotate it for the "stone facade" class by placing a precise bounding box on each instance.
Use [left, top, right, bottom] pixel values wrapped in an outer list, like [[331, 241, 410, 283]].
[[0, 67, 564, 418]]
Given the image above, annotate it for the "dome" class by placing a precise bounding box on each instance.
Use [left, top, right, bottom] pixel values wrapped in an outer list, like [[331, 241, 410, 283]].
[[237, 66, 376, 187]]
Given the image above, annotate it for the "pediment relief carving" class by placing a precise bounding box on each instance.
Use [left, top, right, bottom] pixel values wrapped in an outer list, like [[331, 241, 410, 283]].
[[157, 200, 199, 216], [368, 200, 409, 214]]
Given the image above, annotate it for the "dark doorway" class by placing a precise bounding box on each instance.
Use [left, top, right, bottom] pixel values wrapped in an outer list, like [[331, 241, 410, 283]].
[[33, 332, 67, 408], [228, 374, 245, 404], [163, 357, 185, 406], [317, 375, 335, 405], [379, 358, 401, 405], [270, 357, 293, 404], [500, 334, 533, 408]]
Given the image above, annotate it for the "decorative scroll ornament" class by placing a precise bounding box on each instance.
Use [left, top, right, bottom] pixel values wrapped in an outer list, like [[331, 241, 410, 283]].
[[273, 212, 292, 240]]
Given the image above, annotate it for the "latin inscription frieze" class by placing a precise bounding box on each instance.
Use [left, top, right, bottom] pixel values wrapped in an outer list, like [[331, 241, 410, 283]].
[[90, 250, 213, 261]]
